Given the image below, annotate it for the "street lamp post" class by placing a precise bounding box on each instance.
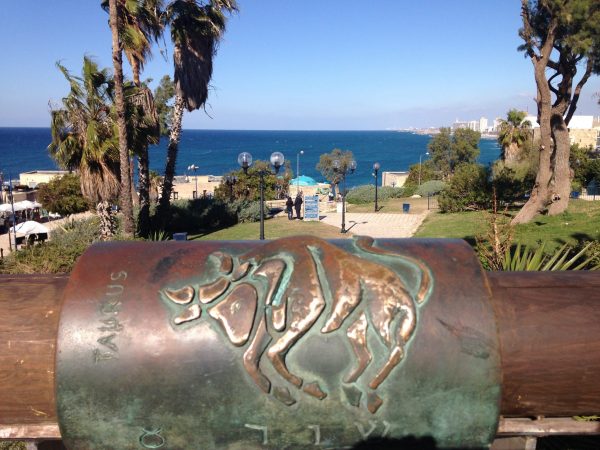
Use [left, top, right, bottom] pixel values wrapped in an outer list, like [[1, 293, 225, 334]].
[[333, 159, 357, 234], [296, 150, 304, 196], [373, 162, 380, 212], [224, 175, 238, 201], [8, 175, 17, 251], [187, 164, 199, 199], [418, 152, 429, 186], [238, 151, 285, 240]]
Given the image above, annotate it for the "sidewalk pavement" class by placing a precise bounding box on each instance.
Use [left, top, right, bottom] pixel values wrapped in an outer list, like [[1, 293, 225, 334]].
[[319, 211, 428, 238]]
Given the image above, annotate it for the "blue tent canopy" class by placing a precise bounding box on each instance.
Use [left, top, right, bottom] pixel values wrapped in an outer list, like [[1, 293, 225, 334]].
[[289, 175, 318, 186]]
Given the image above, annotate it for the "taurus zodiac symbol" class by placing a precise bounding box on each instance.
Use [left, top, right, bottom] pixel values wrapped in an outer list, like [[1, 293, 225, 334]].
[[160, 236, 432, 413]]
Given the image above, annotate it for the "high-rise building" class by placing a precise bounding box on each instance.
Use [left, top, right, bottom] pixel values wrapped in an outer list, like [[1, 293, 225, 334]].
[[479, 117, 488, 132]]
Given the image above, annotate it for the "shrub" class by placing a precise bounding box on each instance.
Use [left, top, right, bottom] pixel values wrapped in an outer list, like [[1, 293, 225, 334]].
[[36, 173, 89, 216], [346, 185, 409, 204], [0, 217, 100, 274], [380, 186, 405, 199], [163, 198, 237, 234], [438, 163, 490, 212], [416, 180, 446, 197], [346, 185, 378, 204], [404, 160, 437, 187], [491, 162, 535, 205], [229, 199, 265, 223], [148, 198, 267, 236]]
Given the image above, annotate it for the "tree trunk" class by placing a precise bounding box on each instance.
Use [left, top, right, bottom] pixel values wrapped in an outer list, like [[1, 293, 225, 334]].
[[158, 94, 185, 214], [109, 0, 135, 237], [131, 155, 139, 207], [96, 201, 116, 240], [138, 151, 151, 238], [131, 58, 140, 86], [504, 142, 520, 164], [511, 61, 553, 225], [547, 114, 571, 215]]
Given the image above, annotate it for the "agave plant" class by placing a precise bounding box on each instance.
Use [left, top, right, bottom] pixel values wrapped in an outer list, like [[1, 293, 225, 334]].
[[503, 242, 600, 271]]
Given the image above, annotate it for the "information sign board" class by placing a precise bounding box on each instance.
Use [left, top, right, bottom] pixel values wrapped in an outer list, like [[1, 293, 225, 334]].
[[303, 195, 319, 221]]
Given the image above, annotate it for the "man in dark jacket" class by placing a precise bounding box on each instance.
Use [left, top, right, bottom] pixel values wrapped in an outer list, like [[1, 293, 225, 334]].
[[294, 194, 303, 220], [285, 196, 294, 220]]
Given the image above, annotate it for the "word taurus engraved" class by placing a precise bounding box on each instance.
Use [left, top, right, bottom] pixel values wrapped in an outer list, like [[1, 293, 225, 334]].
[[161, 236, 432, 413]]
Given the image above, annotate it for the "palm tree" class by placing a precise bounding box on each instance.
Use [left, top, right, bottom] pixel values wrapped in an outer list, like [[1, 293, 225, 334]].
[[48, 57, 121, 239], [498, 109, 532, 164], [108, 0, 135, 237], [158, 0, 238, 215], [101, 0, 163, 237]]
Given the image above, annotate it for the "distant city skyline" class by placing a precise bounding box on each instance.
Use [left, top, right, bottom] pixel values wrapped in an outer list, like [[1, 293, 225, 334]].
[[0, 1, 598, 130]]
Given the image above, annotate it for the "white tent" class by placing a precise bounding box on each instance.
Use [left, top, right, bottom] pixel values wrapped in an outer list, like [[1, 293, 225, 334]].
[[16, 200, 42, 209], [0, 201, 41, 214], [14, 221, 49, 236]]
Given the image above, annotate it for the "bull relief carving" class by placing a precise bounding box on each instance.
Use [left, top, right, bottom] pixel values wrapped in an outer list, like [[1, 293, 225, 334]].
[[160, 236, 432, 414]]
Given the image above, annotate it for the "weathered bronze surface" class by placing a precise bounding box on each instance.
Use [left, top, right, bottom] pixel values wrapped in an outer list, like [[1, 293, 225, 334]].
[[56, 236, 500, 449]]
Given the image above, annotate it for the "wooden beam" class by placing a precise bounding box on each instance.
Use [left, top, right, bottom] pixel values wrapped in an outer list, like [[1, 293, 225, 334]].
[[0, 275, 67, 437], [488, 272, 600, 417], [1, 271, 600, 439], [498, 417, 600, 436]]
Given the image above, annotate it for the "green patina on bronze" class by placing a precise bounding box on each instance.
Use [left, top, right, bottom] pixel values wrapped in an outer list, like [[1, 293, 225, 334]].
[[56, 237, 500, 449]]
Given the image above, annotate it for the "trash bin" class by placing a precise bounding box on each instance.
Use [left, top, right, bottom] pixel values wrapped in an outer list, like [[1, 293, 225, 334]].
[[402, 203, 410, 214], [172, 232, 188, 241], [571, 191, 580, 199]]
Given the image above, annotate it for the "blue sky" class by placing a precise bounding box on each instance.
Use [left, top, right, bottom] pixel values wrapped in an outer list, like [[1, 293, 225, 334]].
[[0, 0, 598, 130]]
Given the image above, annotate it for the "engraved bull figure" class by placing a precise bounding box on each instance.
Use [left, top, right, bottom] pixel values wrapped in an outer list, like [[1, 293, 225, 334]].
[[161, 236, 432, 413]]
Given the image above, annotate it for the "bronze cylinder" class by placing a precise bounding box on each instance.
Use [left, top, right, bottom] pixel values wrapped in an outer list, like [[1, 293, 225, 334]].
[[55, 237, 501, 449]]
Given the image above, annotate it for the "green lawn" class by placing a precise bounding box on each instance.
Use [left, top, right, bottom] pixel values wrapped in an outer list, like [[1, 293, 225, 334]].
[[415, 199, 600, 250], [192, 216, 350, 240]]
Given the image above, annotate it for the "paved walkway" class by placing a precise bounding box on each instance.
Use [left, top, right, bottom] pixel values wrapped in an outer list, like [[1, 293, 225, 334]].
[[319, 211, 428, 238]]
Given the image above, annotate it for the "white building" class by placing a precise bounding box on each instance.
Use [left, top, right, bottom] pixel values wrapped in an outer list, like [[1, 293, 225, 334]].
[[523, 115, 600, 149], [522, 115, 595, 129], [479, 117, 488, 132], [452, 117, 489, 132]]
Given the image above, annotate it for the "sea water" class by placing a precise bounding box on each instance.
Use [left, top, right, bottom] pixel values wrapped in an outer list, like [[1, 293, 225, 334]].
[[0, 128, 500, 188]]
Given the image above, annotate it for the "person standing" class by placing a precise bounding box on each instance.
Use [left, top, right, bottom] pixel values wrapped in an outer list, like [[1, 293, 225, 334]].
[[294, 194, 303, 220], [285, 196, 294, 220]]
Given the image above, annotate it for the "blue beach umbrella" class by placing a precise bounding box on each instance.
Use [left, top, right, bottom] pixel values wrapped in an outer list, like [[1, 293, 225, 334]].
[[289, 175, 318, 186]]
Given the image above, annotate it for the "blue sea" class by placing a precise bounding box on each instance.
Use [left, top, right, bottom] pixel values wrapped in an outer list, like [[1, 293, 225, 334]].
[[0, 128, 501, 188]]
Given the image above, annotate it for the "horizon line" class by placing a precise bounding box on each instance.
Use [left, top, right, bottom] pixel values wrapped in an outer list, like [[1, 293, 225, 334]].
[[0, 126, 439, 132]]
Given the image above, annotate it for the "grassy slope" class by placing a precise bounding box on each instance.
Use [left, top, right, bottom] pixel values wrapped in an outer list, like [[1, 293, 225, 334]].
[[415, 199, 600, 250]]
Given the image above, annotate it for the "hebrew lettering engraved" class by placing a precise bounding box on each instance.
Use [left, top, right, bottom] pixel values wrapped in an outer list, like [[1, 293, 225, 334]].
[[244, 424, 268, 445], [139, 427, 165, 449], [160, 236, 432, 414]]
